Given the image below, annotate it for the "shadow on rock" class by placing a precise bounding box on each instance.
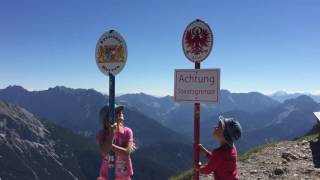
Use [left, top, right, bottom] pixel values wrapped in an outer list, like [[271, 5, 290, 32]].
[[310, 140, 320, 168]]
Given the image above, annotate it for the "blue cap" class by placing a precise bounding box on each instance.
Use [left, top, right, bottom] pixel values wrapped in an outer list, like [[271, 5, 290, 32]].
[[219, 116, 242, 147], [115, 104, 124, 113], [99, 104, 124, 124]]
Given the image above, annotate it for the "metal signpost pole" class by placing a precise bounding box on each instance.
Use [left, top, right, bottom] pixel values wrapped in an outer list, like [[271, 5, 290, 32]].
[[96, 29, 127, 180], [181, 19, 214, 180], [109, 74, 115, 180], [194, 62, 200, 180]]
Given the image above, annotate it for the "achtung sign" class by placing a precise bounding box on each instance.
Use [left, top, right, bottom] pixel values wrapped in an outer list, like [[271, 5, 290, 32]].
[[174, 69, 220, 103]]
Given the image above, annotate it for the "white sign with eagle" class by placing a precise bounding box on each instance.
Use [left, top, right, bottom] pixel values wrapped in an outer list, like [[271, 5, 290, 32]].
[[182, 19, 214, 63], [95, 30, 127, 76]]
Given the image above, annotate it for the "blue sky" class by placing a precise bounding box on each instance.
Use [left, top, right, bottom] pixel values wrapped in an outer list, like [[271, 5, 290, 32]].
[[0, 0, 319, 96]]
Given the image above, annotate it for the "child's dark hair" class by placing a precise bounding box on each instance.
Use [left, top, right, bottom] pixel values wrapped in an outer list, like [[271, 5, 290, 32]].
[[99, 104, 124, 125], [99, 105, 110, 125]]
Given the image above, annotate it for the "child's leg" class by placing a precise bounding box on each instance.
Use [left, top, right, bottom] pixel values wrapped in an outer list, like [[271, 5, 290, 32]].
[[99, 158, 109, 180]]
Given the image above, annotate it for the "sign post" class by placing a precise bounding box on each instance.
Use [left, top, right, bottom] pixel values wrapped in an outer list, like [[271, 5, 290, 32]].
[[95, 29, 127, 180], [194, 62, 201, 180], [180, 19, 215, 180]]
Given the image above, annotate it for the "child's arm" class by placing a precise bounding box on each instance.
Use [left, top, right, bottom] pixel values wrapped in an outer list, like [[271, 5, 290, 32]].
[[195, 162, 214, 175], [198, 144, 212, 158], [196, 150, 218, 175], [199, 163, 213, 174], [98, 125, 115, 156], [111, 141, 134, 157], [199, 155, 218, 174], [111, 128, 136, 157], [99, 138, 112, 156]]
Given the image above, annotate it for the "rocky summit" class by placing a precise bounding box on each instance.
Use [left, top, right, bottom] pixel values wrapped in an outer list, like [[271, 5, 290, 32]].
[[237, 139, 320, 180], [198, 137, 320, 180]]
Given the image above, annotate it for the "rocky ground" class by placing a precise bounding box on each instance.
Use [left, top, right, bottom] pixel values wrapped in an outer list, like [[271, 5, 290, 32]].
[[199, 137, 320, 180], [238, 138, 320, 180]]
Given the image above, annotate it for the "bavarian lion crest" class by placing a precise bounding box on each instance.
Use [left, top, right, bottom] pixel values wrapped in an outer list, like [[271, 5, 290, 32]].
[[97, 45, 125, 63]]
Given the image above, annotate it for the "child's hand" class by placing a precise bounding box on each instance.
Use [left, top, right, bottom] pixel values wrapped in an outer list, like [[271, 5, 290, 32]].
[[108, 123, 116, 134], [105, 123, 116, 142], [194, 162, 202, 171], [193, 143, 198, 150], [110, 123, 116, 132], [198, 144, 206, 153], [198, 144, 204, 149], [193, 143, 203, 150]]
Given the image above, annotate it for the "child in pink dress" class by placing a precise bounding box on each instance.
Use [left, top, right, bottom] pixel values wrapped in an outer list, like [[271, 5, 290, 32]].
[[96, 105, 135, 180]]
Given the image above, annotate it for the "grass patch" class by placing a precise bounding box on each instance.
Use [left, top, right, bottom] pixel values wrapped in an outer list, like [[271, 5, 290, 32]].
[[240, 134, 320, 162], [239, 142, 278, 162], [296, 134, 319, 142], [169, 169, 193, 180]]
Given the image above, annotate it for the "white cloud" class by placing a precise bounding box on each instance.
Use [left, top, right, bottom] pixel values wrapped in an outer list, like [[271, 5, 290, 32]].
[[313, 90, 320, 95]]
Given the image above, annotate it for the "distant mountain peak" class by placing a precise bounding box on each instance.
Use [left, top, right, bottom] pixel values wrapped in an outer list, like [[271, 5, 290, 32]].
[[49, 85, 75, 92], [283, 95, 319, 110], [272, 90, 289, 96], [52, 85, 69, 90], [295, 95, 315, 101], [221, 89, 231, 93], [138, 92, 152, 97], [284, 95, 315, 104], [118, 92, 158, 101], [3, 85, 28, 92], [0, 100, 49, 140], [48, 86, 98, 95]]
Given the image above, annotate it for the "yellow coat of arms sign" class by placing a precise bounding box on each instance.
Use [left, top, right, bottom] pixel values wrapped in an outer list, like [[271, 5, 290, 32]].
[[95, 30, 127, 76]]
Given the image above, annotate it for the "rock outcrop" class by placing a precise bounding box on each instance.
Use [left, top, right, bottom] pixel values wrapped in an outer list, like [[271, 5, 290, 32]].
[[238, 138, 320, 179]]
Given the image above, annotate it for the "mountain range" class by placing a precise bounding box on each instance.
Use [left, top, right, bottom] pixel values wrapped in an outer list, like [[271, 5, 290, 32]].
[[117, 89, 320, 153], [271, 90, 320, 103], [118, 90, 281, 133], [1, 85, 320, 179], [0, 86, 193, 179], [200, 95, 320, 153], [0, 86, 189, 146], [1, 85, 319, 151]]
